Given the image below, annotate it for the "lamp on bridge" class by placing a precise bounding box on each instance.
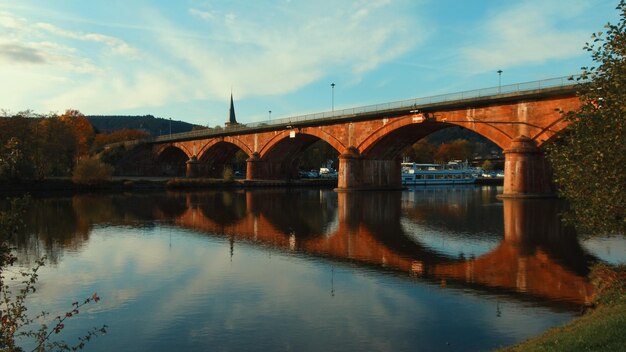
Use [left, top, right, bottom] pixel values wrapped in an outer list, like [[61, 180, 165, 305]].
[[497, 70, 503, 93], [331, 83, 335, 111]]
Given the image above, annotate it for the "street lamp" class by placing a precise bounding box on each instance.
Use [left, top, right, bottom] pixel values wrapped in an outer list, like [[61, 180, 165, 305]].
[[497, 70, 503, 93], [269, 110, 272, 121], [331, 83, 335, 111]]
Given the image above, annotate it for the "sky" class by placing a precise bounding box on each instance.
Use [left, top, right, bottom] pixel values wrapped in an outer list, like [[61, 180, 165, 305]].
[[0, 0, 621, 127]]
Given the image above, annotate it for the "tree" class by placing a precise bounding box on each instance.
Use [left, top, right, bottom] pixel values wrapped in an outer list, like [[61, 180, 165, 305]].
[[481, 160, 494, 172], [33, 118, 76, 178], [59, 110, 95, 159], [403, 139, 436, 163], [434, 139, 474, 163], [91, 128, 149, 152], [546, 0, 626, 235]]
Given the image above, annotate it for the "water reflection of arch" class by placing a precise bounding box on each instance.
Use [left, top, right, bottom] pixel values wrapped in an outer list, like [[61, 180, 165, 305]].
[[428, 199, 595, 305], [399, 186, 504, 260], [246, 189, 338, 238], [171, 190, 595, 306], [196, 191, 248, 226]]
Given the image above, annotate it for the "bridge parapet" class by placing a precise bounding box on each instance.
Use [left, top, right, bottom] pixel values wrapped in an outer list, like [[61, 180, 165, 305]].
[[148, 75, 582, 144]]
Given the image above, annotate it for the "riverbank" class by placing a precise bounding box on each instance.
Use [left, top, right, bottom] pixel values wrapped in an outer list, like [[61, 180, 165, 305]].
[[501, 264, 626, 351], [0, 177, 338, 195]]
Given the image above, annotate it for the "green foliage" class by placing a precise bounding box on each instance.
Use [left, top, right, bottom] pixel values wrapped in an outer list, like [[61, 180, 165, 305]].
[[71, 158, 114, 185], [546, 1, 626, 235]]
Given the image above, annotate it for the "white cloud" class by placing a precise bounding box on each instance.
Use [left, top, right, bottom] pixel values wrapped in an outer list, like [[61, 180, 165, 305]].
[[461, 0, 590, 72], [152, 0, 424, 101], [1, 2, 425, 117], [34, 22, 139, 58], [189, 8, 215, 21]]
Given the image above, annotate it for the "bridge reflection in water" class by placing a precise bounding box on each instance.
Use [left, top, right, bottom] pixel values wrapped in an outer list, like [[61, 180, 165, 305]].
[[16, 187, 595, 308], [169, 188, 595, 307]]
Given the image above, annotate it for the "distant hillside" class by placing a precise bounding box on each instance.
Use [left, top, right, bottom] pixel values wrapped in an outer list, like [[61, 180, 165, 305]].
[[87, 115, 200, 136]]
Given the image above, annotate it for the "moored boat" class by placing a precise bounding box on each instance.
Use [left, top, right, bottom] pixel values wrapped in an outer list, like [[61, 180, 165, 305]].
[[401, 161, 477, 185]]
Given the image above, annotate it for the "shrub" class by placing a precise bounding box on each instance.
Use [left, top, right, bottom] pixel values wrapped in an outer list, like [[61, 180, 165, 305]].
[[72, 158, 113, 185], [223, 167, 234, 181]]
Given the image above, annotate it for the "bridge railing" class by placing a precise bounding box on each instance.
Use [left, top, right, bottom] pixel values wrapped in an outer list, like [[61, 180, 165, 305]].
[[150, 75, 583, 143]]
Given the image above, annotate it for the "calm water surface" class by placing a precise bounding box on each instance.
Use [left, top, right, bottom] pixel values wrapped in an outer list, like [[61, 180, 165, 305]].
[[5, 186, 625, 351]]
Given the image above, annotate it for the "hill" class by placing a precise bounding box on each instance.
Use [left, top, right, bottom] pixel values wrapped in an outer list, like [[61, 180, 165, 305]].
[[86, 115, 200, 136]]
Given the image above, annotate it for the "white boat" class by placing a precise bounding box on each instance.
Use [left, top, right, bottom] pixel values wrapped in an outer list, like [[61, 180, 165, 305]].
[[401, 161, 477, 185]]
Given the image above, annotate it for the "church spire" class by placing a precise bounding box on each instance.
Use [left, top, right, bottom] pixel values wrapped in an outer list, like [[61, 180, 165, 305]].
[[226, 92, 238, 127]]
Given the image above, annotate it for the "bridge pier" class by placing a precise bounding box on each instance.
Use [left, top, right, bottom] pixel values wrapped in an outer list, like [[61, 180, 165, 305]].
[[246, 153, 301, 181], [500, 136, 554, 198], [186, 156, 200, 178], [336, 147, 402, 191], [246, 153, 266, 180]]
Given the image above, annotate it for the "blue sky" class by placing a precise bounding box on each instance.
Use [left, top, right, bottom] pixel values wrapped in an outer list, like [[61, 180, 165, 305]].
[[0, 0, 620, 127]]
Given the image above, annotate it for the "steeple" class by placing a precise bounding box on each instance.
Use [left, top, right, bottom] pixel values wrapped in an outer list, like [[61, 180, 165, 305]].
[[225, 93, 238, 127]]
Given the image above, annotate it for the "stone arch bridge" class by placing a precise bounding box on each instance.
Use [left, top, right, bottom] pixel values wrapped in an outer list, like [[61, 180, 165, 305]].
[[122, 77, 581, 197]]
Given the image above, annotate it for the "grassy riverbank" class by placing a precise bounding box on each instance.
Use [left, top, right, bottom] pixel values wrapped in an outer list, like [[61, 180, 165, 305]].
[[501, 264, 626, 352]]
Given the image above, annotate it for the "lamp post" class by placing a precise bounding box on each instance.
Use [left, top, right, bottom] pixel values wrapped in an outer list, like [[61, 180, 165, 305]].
[[269, 110, 272, 121], [331, 83, 335, 111], [497, 70, 503, 93]]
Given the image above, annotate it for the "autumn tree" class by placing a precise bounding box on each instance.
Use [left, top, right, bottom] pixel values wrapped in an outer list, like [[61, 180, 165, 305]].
[[59, 109, 95, 159], [0, 114, 35, 180], [546, 0, 625, 235], [434, 139, 474, 163], [92, 128, 150, 152], [403, 139, 436, 163], [33, 117, 77, 177]]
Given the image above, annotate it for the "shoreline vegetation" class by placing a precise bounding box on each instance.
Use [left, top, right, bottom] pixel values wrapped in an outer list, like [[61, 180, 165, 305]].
[[500, 264, 626, 352]]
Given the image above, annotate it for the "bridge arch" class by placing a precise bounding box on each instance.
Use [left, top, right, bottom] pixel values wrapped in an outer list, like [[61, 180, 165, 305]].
[[155, 143, 193, 159], [197, 136, 253, 159], [258, 128, 347, 158], [195, 139, 251, 178], [248, 130, 344, 180], [155, 145, 189, 177], [358, 115, 509, 159]]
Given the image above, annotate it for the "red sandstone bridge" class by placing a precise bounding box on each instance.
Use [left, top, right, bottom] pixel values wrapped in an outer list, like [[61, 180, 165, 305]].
[[121, 76, 582, 197]]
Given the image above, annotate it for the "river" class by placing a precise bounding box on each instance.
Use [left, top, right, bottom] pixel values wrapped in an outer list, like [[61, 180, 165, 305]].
[[4, 185, 624, 351]]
